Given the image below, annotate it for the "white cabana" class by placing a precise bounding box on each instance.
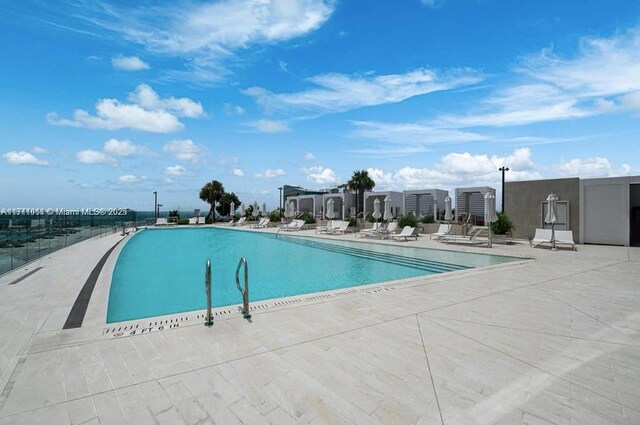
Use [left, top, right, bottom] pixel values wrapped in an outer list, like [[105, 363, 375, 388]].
[[296, 194, 323, 218], [455, 186, 496, 224], [322, 192, 356, 220], [363, 191, 403, 220], [403, 189, 448, 219]]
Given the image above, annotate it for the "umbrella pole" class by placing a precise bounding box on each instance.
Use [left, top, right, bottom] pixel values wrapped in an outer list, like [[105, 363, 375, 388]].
[[551, 222, 557, 251], [488, 222, 492, 248]]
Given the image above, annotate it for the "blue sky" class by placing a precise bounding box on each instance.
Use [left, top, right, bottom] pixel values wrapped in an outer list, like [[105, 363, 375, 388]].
[[2, 0, 640, 211]]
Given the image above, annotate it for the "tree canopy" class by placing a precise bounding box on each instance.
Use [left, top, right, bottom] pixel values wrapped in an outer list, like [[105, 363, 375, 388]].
[[215, 192, 241, 217], [199, 180, 225, 222], [347, 170, 376, 215]]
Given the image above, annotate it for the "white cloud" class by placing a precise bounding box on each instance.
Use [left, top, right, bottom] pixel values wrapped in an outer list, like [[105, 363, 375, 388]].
[[350, 120, 488, 146], [436, 27, 640, 129], [31, 146, 48, 154], [304, 152, 315, 161], [103, 138, 149, 156], [362, 148, 542, 193], [621, 91, 640, 110], [128, 84, 204, 118], [420, 0, 445, 6], [224, 103, 245, 115], [232, 168, 245, 177], [117, 174, 146, 184], [111, 55, 150, 71], [555, 157, 630, 178], [117, 0, 334, 54], [244, 68, 482, 115], [165, 165, 188, 176], [75, 149, 117, 166], [3, 151, 49, 166], [254, 168, 286, 179], [521, 28, 640, 98], [303, 166, 339, 185], [81, 0, 334, 83], [47, 84, 203, 133], [250, 119, 290, 133], [163, 139, 206, 164]]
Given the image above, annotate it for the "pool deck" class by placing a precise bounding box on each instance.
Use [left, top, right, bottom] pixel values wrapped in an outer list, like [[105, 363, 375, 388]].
[[0, 226, 639, 424]]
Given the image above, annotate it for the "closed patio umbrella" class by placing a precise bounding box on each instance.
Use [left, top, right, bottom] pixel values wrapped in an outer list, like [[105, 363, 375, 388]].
[[372, 198, 382, 224], [326, 198, 335, 220], [230, 201, 235, 218], [262, 202, 267, 217], [252, 201, 259, 219], [286, 200, 295, 220], [444, 196, 454, 222], [484, 192, 498, 248], [545, 193, 559, 250], [383, 196, 392, 222], [240, 203, 244, 216]]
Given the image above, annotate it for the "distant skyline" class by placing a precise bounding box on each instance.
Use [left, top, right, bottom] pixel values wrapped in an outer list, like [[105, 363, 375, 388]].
[[2, 0, 640, 212]]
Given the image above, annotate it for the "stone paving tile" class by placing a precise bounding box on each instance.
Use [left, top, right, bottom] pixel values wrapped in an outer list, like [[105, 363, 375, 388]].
[[420, 315, 640, 424], [92, 391, 127, 425], [1, 232, 640, 424]]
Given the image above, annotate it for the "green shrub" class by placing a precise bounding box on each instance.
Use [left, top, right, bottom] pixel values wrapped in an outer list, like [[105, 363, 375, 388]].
[[420, 215, 435, 224], [397, 214, 418, 228], [177, 218, 190, 225], [348, 218, 357, 227], [299, 211, 316, 224], [169, 210, 180, 219], [490, 212, 514, 235], [269, 211, 281, 222]]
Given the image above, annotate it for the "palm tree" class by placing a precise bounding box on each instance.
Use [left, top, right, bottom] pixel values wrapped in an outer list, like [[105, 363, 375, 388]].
[[347, 170, 375, 216], [216, 192, 241, 217], [199, 180, 225, 223]]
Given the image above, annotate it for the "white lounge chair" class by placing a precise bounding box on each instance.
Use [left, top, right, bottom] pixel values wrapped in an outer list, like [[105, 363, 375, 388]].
[[281, 219, 306, 231], [252, 218, 271, 228], [233, 217, 247, 226], [441, 226, 487, 245], [357, 222, 397, 239], [328, 221, 353, 235], [188, 217, 197, 225], [531, 228, 553, 248], [155, 218, 168, 226], [554, 230, 577, 250], [389, 226, 418, 241], [430, 224, 451, 240], [316, 220, 340, 234]]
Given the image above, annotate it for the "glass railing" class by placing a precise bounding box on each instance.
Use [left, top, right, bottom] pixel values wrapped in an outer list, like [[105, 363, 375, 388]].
[[0, 210, 146, 276]]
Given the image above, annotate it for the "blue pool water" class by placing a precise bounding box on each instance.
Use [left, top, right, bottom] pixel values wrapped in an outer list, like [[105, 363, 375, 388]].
[[107, 227, 517, 323]]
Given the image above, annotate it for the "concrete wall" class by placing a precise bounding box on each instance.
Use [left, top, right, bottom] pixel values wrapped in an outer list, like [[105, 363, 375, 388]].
[[579, 176, 640, 246], [504, 178, 580, 242]]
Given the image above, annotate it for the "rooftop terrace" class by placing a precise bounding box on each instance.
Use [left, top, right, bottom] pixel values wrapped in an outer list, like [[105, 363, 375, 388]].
[[0, 228, 639, 424]]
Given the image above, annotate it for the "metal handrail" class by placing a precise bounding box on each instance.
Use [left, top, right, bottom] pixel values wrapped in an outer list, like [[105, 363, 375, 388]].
[[204, 259, 213, 326], [235, 257, 251, 319]]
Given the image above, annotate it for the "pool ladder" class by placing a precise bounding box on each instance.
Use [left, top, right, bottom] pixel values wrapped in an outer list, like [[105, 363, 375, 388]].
[[203, 257, 251, 327], [235, 257, 251, 319], [204, 259, 213, 326]]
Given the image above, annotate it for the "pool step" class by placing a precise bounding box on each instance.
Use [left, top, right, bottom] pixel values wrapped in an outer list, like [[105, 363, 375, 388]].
[[278, 236, 469, 273]]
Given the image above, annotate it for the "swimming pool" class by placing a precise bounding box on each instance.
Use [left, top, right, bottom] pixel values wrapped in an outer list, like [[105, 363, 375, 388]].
[[107, 227, 517, 323]]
